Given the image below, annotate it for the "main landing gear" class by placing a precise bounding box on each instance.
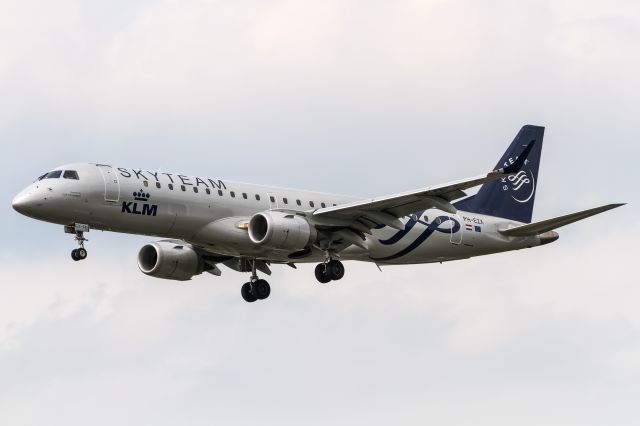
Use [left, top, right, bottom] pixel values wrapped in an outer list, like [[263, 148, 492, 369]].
[[65, 223, 90, 262], [241, 260, 271, 303], [315, 259, 345, 284], [71, 247, 88, 261]]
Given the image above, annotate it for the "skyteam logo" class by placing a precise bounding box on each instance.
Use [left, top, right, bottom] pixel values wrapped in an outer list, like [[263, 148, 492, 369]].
[[122, 190, 158, 216], [500, 154, 536, 204], [507, 169, 536, 204], [372, 213, 461, 261]]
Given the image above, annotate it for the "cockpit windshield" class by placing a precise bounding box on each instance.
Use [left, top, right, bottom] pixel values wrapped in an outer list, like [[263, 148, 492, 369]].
[[37, 169, 79, 181], [38, 170, 62, 180]]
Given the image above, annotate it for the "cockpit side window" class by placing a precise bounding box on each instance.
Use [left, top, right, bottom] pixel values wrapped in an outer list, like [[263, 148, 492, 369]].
[[63, 170, 79, 180]]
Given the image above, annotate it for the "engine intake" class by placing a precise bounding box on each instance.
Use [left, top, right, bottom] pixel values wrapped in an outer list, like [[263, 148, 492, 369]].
[[248, 211, 315, 252], [137, 242, 204, 281]]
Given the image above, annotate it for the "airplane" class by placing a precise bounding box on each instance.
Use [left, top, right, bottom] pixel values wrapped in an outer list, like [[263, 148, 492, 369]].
[[12, 125, 624, 303]]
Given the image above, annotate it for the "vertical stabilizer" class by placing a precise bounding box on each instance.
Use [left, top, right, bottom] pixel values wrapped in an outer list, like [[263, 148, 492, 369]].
[[455, 125, 544, 223]]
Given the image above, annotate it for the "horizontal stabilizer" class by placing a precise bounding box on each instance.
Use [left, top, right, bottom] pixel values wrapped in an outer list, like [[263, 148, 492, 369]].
[[499, 203, 625, 237]]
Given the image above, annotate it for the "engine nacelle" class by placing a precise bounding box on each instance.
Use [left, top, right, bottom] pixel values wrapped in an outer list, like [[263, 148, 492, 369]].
[[137, 242, 204, 281], [248, 211, 315, 252]]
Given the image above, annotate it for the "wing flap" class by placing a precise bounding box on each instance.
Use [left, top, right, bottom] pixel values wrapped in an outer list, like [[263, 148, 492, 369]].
[[498, 203, 625, 237]]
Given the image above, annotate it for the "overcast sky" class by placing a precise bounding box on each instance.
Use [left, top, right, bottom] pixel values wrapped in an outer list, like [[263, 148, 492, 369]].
[[1, 1, 638, 425]]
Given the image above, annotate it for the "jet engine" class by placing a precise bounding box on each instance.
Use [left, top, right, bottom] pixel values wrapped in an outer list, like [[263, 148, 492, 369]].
[[248, 211, 316, 252], [137, 241, 204, 281]]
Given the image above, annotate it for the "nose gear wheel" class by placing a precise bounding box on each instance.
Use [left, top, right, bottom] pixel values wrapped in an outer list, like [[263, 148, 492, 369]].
[[65, 224, 90, 262]]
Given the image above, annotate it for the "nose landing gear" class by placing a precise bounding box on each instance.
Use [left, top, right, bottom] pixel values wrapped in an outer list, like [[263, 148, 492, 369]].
[[65, 224, 90, 262]]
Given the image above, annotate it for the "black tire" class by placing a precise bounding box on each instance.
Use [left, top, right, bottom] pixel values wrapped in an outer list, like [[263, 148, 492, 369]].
[[77, 248, 88, 260], [326, 260, 345, 281], [241, 282, 258, 303], [71, 249, 80, 261], [253, 279, 271, 300], [315, 263, 331, 284]]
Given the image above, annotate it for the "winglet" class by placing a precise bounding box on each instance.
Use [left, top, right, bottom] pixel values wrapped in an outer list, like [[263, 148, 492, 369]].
[[500, 139, 536, 174]]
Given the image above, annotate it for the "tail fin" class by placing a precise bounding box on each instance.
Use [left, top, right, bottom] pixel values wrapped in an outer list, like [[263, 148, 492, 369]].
[[455, 125, 545, 223]]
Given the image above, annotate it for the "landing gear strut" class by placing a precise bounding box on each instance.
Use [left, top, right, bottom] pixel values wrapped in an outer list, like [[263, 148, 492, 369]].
[[65, 224, 89, 262], [315, 259, 345, 283], [241, 259, 271, 303]]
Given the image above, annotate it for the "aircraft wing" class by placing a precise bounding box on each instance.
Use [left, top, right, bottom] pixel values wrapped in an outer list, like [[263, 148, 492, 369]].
[[314, 172, 502, 223], [312, 140, 536, 232]]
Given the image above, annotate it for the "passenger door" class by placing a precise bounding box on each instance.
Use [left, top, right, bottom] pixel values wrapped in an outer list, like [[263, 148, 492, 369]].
[[97, 165, 120, 202]]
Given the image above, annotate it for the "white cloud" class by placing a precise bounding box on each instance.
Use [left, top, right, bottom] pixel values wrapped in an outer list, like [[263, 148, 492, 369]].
[[2, 0, 638, 203], [0, 222, 638, 425], [0, 0, 638, 424]]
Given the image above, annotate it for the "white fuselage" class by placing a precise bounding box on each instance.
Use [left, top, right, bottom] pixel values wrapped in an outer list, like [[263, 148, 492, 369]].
[[12, 163, 542, 265]]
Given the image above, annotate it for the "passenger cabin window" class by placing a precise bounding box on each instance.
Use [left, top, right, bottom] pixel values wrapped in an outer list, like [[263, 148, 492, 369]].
[[206, 188, 211, 195], [181, 185, 186, 191], [218, 190, 223, 196], [283, 197, 288, 204], [143, 181, 149, 187], [321, 202, 326, 208], [193, 187, 198, 193], [230, 191, 235, 198], [255, 194, 261, 201], [156, 182, 161, 189], [296, 199, 301, 206], [242, 193, 247, 199], [168, 184, 174, 190], [309, 201, 315, 208], [63, 170, 79, 180], [269, 196, 275, 203]]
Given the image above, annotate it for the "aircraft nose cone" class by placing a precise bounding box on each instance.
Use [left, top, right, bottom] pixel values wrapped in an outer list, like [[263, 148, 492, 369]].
[[12, 192, 34, 214]]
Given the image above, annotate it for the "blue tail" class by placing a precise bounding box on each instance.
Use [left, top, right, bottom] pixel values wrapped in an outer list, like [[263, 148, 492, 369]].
[[454, 125, 545, 223]]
